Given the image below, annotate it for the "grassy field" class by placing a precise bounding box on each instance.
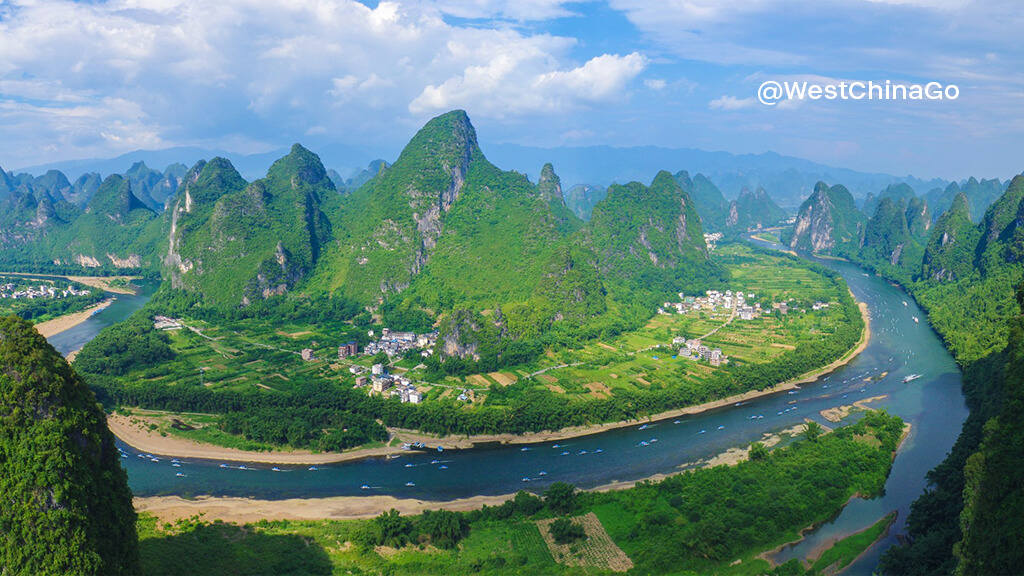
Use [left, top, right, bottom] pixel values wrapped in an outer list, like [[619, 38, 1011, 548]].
[[138, 514, 583, 576]]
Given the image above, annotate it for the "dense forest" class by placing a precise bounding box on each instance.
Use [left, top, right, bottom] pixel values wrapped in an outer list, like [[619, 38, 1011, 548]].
[[0, 315, 139, 575]]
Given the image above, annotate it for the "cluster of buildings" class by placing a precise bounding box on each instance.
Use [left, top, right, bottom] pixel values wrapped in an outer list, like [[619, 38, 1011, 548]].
[[660, 289, 763, 320], [672, 336, 727, 366], [351, 364, 424, 403], [0, 282, 91, 300], [659, 290, 831, 321], [703, 232, 724, 251], [363, 328, 438, 359], [153, 315, 184, 330]]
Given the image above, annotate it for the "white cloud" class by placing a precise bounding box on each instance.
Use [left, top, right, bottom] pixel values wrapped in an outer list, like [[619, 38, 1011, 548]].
[[419, 0, 592, 21], [644, 78, 667, 90], [410, 52, 646, 116], [709, 95, 757, 110], [0, 0, 636, 167]]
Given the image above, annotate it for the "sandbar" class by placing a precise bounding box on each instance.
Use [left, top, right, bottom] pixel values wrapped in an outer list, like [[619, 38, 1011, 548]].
[[35, 298, 116, 339]]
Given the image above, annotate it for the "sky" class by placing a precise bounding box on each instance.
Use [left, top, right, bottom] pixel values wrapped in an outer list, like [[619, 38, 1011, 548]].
[[0, 0, 1021, 180]]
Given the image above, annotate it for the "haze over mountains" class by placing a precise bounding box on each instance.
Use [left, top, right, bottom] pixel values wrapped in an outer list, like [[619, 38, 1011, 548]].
[[13, 139, 962, 213]]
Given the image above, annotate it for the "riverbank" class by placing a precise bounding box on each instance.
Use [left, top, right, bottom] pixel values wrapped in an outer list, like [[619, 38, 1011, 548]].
[[34, 297, 116, 339], [758, 421, 912, 568], [111, 298, 871, 465], [135, 419, 905, 528], [0, 271, 138, 294], [135, 492, 518, 524], [108, 413, 401, 465]]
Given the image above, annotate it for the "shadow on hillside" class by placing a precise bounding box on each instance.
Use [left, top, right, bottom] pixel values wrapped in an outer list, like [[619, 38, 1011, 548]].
[[140, 521, 333, 576]]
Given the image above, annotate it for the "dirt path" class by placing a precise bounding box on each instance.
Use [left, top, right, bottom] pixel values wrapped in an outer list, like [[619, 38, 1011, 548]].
[[697, 304, 737, 340]]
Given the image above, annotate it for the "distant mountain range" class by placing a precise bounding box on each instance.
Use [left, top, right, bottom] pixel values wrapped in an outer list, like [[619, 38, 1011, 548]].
[[13, 141, 961, 212]]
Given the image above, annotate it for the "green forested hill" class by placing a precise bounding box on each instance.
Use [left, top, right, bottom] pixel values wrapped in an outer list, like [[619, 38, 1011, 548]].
[[726, 185, 788, 232], [781, 181, 866, 256], [317, 110, 575, 310], [920, 192, 979, 283], [857, 197, 923, 283], [676, 170, 728, 232], [587, 170, 710, 296], [159, 146, 337, 307], [55, 175, 160, 269], [0, 315, 139, 575]]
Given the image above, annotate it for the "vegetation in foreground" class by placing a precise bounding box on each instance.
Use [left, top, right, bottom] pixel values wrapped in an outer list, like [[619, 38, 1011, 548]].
[[0, 315, 139, 575], [136, 411, 904, 576]]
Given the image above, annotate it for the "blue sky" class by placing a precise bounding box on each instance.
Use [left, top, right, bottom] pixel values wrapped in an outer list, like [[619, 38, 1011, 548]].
[[0, 0, 1021, 180]]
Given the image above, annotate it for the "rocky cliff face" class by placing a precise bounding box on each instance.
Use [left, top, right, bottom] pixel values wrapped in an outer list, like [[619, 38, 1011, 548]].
[[906, 196, 931, 239], [156, 148, 334, 306], [784, 181, 865, 256]]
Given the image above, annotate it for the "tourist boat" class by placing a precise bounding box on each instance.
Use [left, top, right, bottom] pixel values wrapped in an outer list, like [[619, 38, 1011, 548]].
[[913, 317, 919, 323], [405, 482, 415, 487], [361, 485, 370, 490], [903, 373, 923, 383], [308, 467, 318, 471]]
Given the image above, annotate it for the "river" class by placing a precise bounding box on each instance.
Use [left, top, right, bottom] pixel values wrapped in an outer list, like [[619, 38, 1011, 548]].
[[44, 250, 968, 574]]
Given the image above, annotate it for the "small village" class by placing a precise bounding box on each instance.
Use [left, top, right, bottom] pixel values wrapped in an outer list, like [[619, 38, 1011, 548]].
[[0, 281, 92, 300], [659, 289, 833, 367], [659, 288, 768, 320], [342, 327, 440, 404], [153, 314, 444, 406]]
